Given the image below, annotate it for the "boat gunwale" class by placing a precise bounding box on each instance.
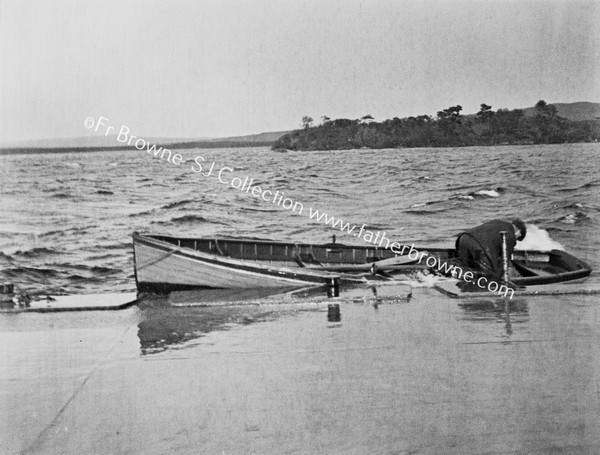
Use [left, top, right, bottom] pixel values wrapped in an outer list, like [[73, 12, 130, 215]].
[[133, 232, 361, 284], [133, 232, 592, 288], [137, 232, 573, 258]]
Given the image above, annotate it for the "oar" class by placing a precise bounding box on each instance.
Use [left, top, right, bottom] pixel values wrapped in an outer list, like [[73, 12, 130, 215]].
[[305, 254, 427, 273]]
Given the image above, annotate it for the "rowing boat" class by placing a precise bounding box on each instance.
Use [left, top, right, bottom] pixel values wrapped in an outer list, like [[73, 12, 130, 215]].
[[132, 233, 592, 293]]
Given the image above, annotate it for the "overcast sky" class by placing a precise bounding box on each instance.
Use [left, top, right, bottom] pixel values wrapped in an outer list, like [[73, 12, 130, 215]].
[[1, 0, 599, 142]]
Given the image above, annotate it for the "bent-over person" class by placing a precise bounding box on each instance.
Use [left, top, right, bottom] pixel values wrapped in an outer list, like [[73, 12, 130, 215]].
[[455, 218, 527, 283]]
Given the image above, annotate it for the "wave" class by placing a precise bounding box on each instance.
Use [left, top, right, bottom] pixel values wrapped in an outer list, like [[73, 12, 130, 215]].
[[57, 264, 121, 274], [445, 187, 506, 202], [1, 266, 61, 280], [12, 247, 60, 258], [96, 189, 114, 195], [40, 226, 98, 237], [560, 202, 600, 212], [555, 212, 591, 224], [40, 229, 69, 237], [129, 209, 156, 217], [139, 182, 170, 188], [161, 199, 195, 210], [50, 192, 74, 199], [563, 202, 585, 210], [0, 251, 17, 263], [409, 200, 447, 208], [170, 214, 211, 223], [394, 175, 432, 185], [472, 188, 503, 198], [98, 241, 131, 250], [557, 180, 600, 193], [151, 214, 230, 225], [359, 223, 391, 232], [581, 180, 600, 189], [405, 207, 450, 215], [443, 184, 479, 192], [86, 252, 121, 261], [544, 226, 571, 233], [471, 187, 505, 198], [62, 273, 118, 283], [240, 207, 280, 213], [308, 187, 348, 197]]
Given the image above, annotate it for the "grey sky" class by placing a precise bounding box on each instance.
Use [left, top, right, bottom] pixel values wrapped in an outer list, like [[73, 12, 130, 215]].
[[1, 0, 598, 142]]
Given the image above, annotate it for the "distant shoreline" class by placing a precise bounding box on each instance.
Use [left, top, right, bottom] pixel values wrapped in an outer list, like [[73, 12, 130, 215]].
[[0, 140, 275, 156], [3, 139, 600, 156], [271, 138, 600, 153]]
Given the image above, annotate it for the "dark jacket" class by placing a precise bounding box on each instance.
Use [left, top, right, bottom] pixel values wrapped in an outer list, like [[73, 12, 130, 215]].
[[455, 219, 517, 278]]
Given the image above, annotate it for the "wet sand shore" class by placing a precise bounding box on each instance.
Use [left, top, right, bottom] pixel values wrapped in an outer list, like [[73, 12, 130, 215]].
[[2, 288, 600, 454]]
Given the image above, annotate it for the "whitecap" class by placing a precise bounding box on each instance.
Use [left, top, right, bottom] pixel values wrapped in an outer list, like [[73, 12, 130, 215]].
[[474, 189, 500, 198], [515, 224, 564, 251]]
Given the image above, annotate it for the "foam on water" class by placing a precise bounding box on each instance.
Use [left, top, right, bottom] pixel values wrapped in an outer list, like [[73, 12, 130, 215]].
[[516, 224, 565, 251]]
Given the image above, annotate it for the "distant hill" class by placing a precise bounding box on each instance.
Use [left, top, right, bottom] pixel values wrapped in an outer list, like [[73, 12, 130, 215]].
[[0, 135, 208, 150], [522, 101, 600, 121], [0, 130, 291, 153], [273, 100, 600, 151], [212, 130, 292, 143]]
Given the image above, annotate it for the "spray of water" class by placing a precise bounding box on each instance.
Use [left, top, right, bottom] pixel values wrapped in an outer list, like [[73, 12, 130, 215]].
[[515, 224, 564, 251]]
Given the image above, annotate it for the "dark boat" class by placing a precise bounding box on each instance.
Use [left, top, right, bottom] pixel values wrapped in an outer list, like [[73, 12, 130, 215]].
[[132, 233, 592, 293]]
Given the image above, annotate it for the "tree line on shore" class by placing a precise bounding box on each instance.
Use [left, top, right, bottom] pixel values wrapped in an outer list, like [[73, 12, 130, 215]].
[[272, 101, 600, 151]]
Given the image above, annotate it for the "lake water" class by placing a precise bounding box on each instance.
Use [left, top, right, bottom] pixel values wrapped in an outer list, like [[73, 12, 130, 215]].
[[1, 143, 599, 295], [1, 143, 600, 454]]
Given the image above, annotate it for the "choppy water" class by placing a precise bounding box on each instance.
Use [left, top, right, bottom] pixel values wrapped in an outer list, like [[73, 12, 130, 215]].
[[0, 143, 599, 294]]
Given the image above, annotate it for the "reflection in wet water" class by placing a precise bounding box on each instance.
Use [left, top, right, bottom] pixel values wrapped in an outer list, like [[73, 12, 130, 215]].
[[136, 286, 336, 354], [327, 303, 341, 322], [136, 283, 412, 354], [137, 297, 287, 355], [134, 282, 545, 355], [458, 298, 529, 336], [326, 277, 340, 298]]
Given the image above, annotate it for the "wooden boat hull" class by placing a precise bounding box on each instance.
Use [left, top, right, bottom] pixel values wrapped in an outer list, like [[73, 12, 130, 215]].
[[132, 233, 592, 292], [133, 233, 352, 293]]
